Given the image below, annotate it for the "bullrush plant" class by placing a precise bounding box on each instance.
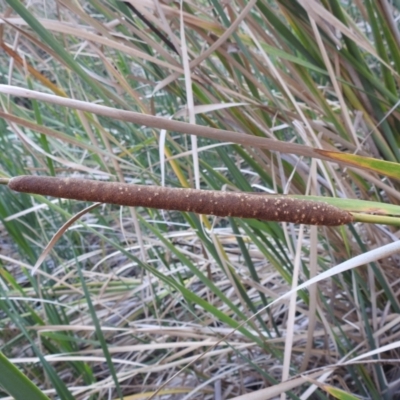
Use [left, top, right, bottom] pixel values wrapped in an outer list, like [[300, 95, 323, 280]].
[[5, 175, 354, 225], [0, 0, 400, 399]]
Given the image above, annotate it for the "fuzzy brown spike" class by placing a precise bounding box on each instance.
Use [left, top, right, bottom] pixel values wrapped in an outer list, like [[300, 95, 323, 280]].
[[8, 176, 354, 226]]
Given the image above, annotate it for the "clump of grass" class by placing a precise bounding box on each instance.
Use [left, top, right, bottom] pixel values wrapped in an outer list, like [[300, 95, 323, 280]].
[[0, 0, 399, 399]]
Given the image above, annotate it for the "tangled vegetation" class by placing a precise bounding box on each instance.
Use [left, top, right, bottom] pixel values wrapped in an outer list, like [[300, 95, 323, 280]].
[[0, 1, 399, 399]]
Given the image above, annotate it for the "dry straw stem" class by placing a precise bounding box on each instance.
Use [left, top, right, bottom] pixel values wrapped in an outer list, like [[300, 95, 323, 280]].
[[8, 176, 353, 226], [0, 86, 376, 171]]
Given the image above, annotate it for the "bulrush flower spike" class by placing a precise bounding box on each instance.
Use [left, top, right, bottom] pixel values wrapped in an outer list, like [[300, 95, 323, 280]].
[[7, 176, 353, 226]]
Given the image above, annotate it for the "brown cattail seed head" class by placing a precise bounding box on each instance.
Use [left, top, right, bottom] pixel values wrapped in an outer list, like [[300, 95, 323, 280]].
[[8, 176, 354, 226]]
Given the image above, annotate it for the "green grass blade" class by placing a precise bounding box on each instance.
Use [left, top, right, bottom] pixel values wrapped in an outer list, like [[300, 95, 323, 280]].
[[75, 260, 123, 400], [0, 351, 50, 400]]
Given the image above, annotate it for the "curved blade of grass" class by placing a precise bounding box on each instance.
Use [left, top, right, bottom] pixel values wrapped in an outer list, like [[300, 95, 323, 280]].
[[31, 203, 100, 275], [0, 351, 50, 400], [315, 149, 400, 180], [264, 239, 400, 313], [323, 387, 361, 400], [302, 375, 362, 400], [348, 224, 400, 313]]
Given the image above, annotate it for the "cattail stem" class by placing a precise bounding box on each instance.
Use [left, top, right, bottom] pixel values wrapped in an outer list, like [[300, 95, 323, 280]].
[[8, 176, 353, 226]]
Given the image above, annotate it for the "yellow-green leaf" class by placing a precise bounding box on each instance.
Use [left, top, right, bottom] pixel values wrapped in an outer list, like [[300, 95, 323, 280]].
[[316, 149, 400, 180]]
